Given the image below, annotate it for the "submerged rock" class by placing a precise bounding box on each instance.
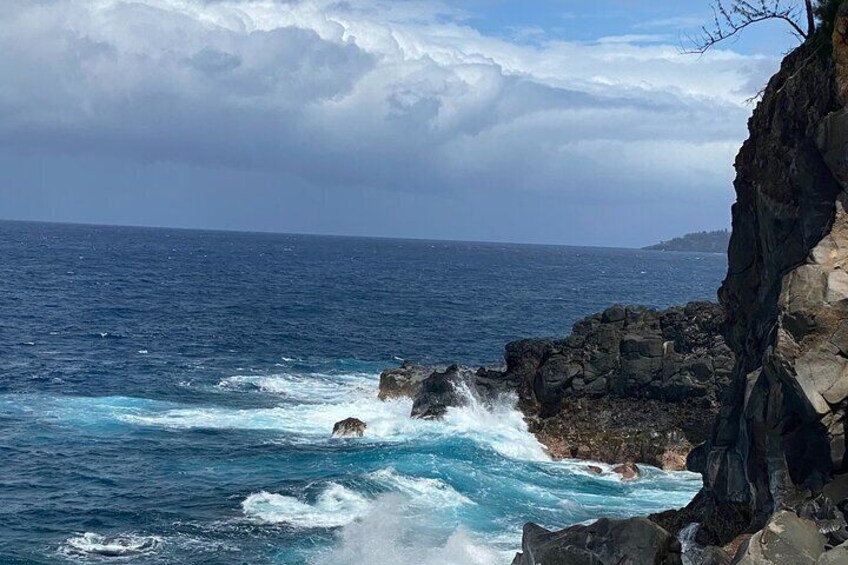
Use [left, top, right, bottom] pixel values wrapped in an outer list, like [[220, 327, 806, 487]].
[[332, 417, 367, 437], [512, 518, 682, 565], [612, 462, 640, 481]]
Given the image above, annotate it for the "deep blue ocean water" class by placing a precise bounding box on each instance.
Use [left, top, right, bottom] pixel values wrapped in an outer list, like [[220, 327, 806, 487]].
[[0, 221, 727, 564]]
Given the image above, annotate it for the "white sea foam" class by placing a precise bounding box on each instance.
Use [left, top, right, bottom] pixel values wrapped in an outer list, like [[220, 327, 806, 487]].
[[63, 533, 163, 557], [216, 372, 375, 403], [312, 496, 511, 565], [242, 483, 371, 528], [127, 371, 550, 462], [367, 468, 474, 508]]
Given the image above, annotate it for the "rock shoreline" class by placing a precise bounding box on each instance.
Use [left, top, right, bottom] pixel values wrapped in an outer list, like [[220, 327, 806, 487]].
[[378, 301, 732, 472]]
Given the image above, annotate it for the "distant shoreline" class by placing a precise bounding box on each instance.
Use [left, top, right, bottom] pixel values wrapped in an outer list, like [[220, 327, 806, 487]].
[[642, 229, 730, 254]]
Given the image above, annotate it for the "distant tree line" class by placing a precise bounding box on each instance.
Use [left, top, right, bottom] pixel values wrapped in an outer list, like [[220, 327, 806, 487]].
[[643, 229, 731, 253]]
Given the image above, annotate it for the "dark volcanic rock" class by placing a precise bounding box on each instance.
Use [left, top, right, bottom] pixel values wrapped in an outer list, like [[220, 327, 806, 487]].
[[505, 302, 732, 415], [612, 462, 640, 481], [677, 11, 848, 547], [514, 15, 848, 565], [383, 301, 732, 469], [332, 417, 367, 437], [511, 518, 682, 565], [378, 361, 434, 400], [508, 301, 732, 469], [696, 546, 732, 565], [686, 441, 709, 474], [732, 511, 826, 564], [527, 396, 712, 470], [410, 365, 476, 420]]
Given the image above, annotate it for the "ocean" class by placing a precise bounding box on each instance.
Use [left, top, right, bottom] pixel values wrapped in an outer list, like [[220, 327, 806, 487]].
[[0, 221, 726, 564]]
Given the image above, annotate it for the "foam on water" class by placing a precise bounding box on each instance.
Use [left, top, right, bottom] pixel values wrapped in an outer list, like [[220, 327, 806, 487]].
[[367, 468, 475, 508], [216, 372, 375, 403], [62, 533, 163, 558], [0, 371, 702, 564], [242, 483, 372, 528], [119, 371, 550, 461]]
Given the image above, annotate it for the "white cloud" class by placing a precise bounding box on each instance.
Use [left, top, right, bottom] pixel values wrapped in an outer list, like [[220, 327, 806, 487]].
[[0, 0, 775, 204]]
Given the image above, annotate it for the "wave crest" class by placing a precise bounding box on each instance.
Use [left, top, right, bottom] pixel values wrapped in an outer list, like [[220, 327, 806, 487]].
[[241, 484, 371, 529]]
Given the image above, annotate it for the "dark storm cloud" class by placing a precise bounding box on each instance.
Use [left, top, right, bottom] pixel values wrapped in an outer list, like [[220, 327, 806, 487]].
[[0, 0, 779, 244]]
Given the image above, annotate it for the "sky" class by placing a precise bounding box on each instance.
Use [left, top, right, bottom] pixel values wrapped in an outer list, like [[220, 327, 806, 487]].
[[0, 0, 805, 246]]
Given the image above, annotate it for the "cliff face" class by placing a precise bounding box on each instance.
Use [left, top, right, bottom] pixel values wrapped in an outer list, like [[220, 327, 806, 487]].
[[699, 11, 848, 544], [513, 11, 848, 563]]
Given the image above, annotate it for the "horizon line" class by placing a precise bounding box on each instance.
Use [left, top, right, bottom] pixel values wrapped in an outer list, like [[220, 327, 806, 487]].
[[0, 216, 728, 253]]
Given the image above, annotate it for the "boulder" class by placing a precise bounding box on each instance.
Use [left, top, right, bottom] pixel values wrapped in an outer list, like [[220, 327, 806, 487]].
[[818, 542, 848, 564], [378, 361, 433, 400], [733, 511, 826, 565], [332, 417, 367, 438], [512, 518, 682, 565], [687, 442, 709, 474], [697, 546, 732, 565]]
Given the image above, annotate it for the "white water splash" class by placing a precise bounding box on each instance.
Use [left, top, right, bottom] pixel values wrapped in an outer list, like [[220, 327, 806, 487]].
[[242, 484, 371, 528], [367, 468, 474, 508], [122, 371, 550, 462], [679, 522, 702, 565], [311, 496, 509, 565]]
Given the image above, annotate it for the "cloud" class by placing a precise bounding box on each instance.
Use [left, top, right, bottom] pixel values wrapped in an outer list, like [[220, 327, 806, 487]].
[[0, 0, 776, 207]]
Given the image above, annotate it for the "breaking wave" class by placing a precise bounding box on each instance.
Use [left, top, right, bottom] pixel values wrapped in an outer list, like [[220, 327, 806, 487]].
[[242, 484, 372, 529]]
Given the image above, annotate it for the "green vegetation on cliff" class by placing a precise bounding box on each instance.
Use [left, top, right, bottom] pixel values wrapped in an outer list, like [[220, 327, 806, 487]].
[[642, 229, 730, 253]]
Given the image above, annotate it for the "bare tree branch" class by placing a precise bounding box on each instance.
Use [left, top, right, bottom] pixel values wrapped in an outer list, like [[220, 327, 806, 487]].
[[683, 0, 814, 54], [806, 0, 816, 36]]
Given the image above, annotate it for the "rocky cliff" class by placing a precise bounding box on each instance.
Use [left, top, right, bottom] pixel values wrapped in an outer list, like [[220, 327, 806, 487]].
[[694, 7, 848, 547], [505, 302, 733, 470], [379, 301, 733, 470], [516, 6, 848, 564]]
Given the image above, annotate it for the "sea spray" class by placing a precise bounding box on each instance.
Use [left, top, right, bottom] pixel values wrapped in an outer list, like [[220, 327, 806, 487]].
[[312, 496, 508, 565]]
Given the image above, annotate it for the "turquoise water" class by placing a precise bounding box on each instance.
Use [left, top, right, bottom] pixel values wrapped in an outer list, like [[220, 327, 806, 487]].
[[0, 221, 724, 563]]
